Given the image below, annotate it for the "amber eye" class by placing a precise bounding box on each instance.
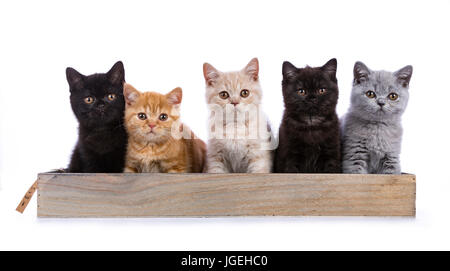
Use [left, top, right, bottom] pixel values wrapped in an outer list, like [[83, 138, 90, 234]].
[[219, 91, 229, 99], [297, 89, 306, 96], [84, 97, 94, 104], [240, 89, 250, 98], [388, 93, 399, 101], [137, 113, 147, 120], [107, 94, 116, 101], [319, 88, 326, 94], [366, 91, 376, 98], [159, 113, 168, 121]]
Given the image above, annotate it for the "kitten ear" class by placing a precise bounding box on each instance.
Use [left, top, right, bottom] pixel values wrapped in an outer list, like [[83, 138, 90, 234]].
[[166, 87, 183, 105], [353, 61, 371, 84], [321, 58, 337, 78], [66, 67, 84, 90], [107, 61, 125, 85], [394, 65, 413, 88], [203, 63, 220, 86], [123, 83, 140, 106], [282, 61, 297, 79], [243, 58, 259, 81]]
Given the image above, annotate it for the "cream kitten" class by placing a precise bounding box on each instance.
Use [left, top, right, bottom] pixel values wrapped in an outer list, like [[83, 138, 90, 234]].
[[203, 58, 274, 173]]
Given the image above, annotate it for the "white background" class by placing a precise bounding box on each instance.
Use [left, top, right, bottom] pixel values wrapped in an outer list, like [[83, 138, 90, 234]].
[[1, 0, 449, 250]]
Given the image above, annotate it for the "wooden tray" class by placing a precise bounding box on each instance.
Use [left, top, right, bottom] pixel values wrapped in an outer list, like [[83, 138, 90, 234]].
[[35, 172, 416, 217]]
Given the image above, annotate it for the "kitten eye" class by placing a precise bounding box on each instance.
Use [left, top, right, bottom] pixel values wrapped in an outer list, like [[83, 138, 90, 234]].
[[388, 93, 399, 101], [219, 91, 229, 99], [159, 113, 168, 121], [297, 89, 306, 96], [240, 89, 250, 98], [319, 88, 326, 94], [84, 97, 94, 104], [366, 91, 376, 99], [137, 113, 147, 120], [107, 94, 116, 101]]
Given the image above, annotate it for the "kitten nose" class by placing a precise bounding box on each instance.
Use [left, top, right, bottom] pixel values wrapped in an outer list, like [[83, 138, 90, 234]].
[[377, 99, 386, 107], [231, 101, 239, 106], [149, 123, 156, 129]]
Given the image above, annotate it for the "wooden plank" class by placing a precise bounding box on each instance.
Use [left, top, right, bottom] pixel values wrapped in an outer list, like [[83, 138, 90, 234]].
[[37, 173, 416, 217]]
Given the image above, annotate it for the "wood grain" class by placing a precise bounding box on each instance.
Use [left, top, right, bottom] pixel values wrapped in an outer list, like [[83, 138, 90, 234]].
[[37, 173, 416, 217]]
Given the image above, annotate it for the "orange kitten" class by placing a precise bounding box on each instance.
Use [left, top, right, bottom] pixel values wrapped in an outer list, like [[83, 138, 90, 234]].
[[123, 83, 206, 173]]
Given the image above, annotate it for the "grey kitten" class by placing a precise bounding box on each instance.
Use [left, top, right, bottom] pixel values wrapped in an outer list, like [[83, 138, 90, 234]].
[[342, 61, 413, 174]]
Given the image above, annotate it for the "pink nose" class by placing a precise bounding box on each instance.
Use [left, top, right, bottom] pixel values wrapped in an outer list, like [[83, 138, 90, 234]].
[[149, 124, 156, 129], [231, 102, 239, 106]]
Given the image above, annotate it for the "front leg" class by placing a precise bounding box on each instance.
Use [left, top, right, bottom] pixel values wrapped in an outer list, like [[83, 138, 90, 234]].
[[380, 153, 401, 174], [247, 150, 273, 173], [319, 141, 342, 173], [342, 141, 369, 174], [277, 156, 302, 173], [166, 167, 187, 173], [162, 160, 188, 173], [274, 146, 300, 173], [124, 166, 138, 173], [322, 158, 342, 173], [206, 151, 229, 173]]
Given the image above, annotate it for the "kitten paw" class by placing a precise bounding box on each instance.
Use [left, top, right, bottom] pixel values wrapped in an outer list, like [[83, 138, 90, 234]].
[[343, 166, 368, 174]]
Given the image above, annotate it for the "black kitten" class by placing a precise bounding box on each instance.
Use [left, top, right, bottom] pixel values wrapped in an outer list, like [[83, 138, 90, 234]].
[[275, 59, 341, 173], [66, 61, 127, 173]]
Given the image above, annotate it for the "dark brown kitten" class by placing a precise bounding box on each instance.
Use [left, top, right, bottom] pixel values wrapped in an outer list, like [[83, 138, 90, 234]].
[[274, 59, 341, 173], [67, 61, 127, 173]]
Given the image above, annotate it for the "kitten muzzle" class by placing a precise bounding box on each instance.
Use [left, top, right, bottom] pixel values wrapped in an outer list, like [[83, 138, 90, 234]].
[[377, 99, 386, 107]]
